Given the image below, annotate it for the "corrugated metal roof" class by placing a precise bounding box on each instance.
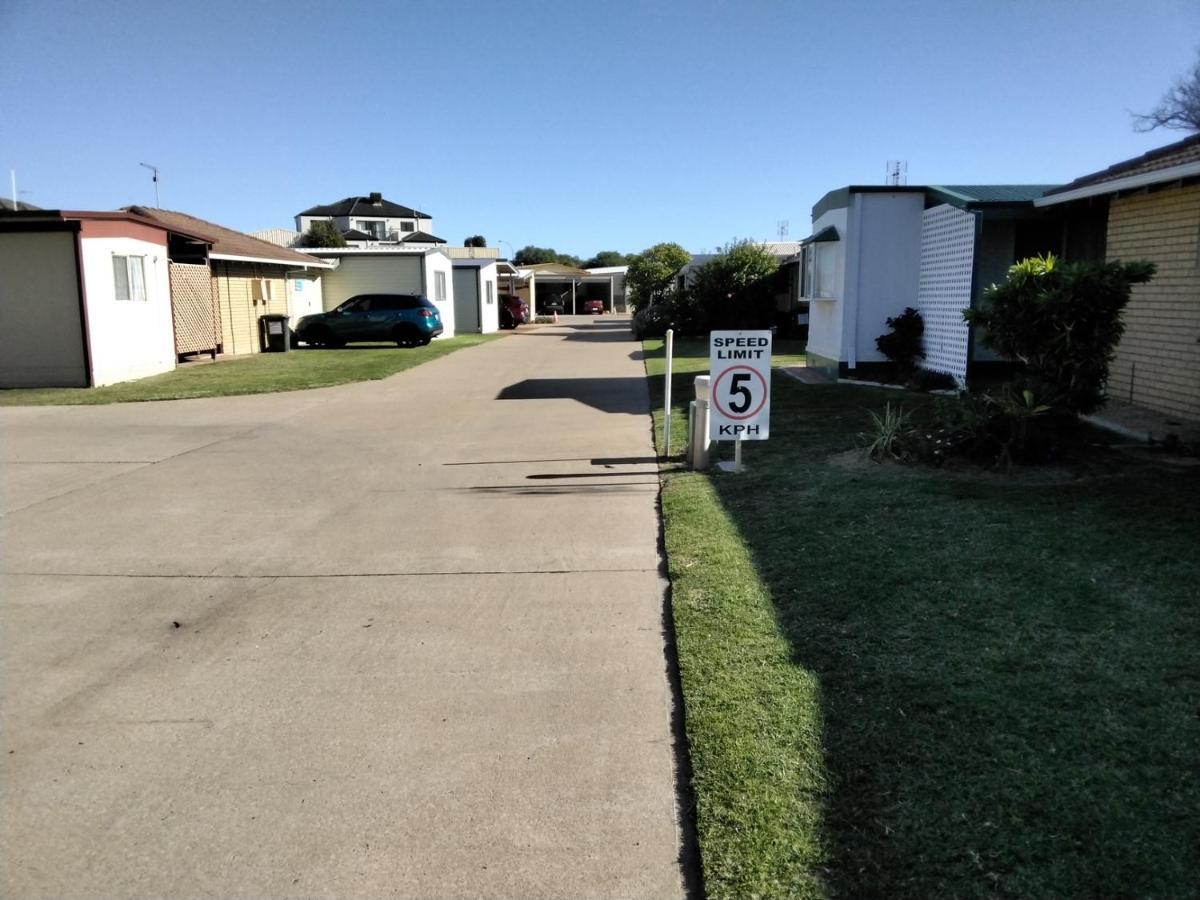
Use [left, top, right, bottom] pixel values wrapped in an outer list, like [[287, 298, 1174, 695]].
[[930, 185, 1061, 204]]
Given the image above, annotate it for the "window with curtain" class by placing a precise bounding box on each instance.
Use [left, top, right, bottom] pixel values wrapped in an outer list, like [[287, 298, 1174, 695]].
[[434, 271, 447, 302], [112, 255, 147, 301]]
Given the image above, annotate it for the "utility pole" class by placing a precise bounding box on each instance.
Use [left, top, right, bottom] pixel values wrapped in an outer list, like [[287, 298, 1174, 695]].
[[139, 162, 160, 207]]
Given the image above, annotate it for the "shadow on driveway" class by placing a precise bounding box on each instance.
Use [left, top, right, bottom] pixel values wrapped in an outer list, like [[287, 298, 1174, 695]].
[[496, 377, 648, 415]]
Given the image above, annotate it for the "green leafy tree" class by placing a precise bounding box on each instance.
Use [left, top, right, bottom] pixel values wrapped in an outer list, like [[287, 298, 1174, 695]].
[[556, 253, 584, 268], [625, 242, 691, 309], [683, 240, 781, 331], [300, 220, 347, 248], [514, 245, 560, 265], [464, 235, 487, 247], [964, 254, 1155, 414], [583, 250, 628, 269]]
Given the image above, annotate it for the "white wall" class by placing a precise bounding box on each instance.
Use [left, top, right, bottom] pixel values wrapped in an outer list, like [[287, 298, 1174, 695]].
[[803, 206, 848, 364], [286, 272, 324, 327], [80, 235, 176, 386], [452, 263, 501, 334], [425, 252, 455, 338], [316, 255, 423, 309], [296, 214, 433, 239], [479, 263, 499, 333], [0, 231, 89, 387], [844, 192, 924, 367]]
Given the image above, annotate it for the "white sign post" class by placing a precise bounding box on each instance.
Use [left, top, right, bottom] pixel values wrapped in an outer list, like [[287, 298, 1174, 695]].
[[709, 330, 772, 472]]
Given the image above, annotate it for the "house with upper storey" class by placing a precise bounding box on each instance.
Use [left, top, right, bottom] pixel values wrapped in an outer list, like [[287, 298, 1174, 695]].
[[295, 193, 447, 246], [1034, 134, 1200, 423]]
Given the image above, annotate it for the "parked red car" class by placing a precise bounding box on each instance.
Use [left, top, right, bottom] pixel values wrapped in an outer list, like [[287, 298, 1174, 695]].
[[498, 294, 529, 329], [582, 299, 605, 315]]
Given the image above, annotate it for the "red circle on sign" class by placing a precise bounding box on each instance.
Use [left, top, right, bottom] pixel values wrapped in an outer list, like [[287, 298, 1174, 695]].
[[712, 365, 769, 420]]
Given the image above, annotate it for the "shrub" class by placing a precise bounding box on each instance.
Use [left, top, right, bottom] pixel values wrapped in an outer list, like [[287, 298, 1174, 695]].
[[875, 307, 924, 375], [964, 255, 1155, 415], [862, 403, 913, 462], [631, 302, 674, 339], [686, 240, 782, 332], [909, 367, 958, 392]]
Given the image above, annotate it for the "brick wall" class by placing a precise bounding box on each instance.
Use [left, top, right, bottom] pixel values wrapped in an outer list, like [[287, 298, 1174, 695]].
[[1106, 183, 1200, 421]]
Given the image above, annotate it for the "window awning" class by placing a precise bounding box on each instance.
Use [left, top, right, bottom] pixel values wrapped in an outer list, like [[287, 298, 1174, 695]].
[[800, 226, 839, 245]]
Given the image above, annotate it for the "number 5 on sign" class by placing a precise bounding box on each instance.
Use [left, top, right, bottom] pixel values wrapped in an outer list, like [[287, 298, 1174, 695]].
[[709, 330, 771, 441]]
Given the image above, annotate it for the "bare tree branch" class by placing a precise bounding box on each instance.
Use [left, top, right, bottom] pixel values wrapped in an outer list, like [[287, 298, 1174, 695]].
[[1132, 57, 1200, 132]]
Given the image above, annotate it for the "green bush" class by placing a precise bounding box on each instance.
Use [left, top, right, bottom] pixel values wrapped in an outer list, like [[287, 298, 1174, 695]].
[[875, 307, 924, 375], [964, 255, 1155, 415], [299, 220, 347, 248], [631, 302, 674, 339], [686, 240, 782, 332]]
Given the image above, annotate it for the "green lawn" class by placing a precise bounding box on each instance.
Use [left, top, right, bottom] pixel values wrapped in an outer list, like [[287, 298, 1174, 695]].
[[0, 334, 503, 405], [644, 338, 1200, 898]]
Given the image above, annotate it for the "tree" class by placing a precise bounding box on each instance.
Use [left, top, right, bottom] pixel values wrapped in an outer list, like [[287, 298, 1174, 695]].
[[682, 240, 780, 330], [464, 235, 487, 247], [299, 220, 347, 248], [964, 254, 1155, 414], [583, 250, 628, 269], [1133, 54, 1200, 132], [625, 242, 691, 309], [557, 253, 584, 268], [513, 245, 560, 265]]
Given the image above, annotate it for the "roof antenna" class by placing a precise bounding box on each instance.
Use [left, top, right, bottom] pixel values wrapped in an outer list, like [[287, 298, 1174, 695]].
[[139, 162, 161, 207], [886, 160, 908, 186], [776, 220, 789, 240]]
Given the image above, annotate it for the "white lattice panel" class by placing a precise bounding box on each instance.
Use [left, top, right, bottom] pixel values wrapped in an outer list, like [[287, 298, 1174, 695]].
[[917, 204, 975, 382]]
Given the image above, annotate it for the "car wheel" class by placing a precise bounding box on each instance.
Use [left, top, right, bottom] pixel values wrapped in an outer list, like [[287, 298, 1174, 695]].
[[306, 325, 333, 348], [394, 326, 420, 348]]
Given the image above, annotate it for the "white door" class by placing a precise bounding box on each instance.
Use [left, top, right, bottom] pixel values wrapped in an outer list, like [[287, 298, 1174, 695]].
[[452, 268, 480, 332]]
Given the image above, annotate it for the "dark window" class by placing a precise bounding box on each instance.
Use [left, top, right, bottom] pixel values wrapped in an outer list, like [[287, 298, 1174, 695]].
[[337, 296, 372, 313]]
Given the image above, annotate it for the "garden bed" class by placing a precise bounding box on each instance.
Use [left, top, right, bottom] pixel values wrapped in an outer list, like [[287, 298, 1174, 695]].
[[644, 338, 1200, 898]]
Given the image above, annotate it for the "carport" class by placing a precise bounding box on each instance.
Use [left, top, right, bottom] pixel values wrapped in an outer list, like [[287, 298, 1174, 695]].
[[518, 262, 620, 314]]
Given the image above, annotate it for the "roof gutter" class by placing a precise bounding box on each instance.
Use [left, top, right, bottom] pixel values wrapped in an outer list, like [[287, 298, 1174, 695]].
[[1035, 161, 1200, 207], [209, 252, 333, 269]]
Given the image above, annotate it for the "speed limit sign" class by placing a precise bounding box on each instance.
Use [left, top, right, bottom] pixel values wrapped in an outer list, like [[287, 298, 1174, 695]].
[[709, 330, 771, 441]]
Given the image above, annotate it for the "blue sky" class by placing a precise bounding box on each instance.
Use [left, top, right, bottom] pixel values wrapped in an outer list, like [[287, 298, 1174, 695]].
[[2, 0, 1197, 257]]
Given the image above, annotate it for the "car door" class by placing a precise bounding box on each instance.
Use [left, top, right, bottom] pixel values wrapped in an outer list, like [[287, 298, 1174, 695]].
[[364, 295, 403, 339], [329, 296, 372, 341]]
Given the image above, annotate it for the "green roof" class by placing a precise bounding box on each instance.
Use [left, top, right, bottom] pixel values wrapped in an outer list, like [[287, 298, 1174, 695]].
[[928, 185, 1061, 206]]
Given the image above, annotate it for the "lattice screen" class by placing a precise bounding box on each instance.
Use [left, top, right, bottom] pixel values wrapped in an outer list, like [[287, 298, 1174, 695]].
[[169, 263, 221, 356], [917, 204, 976, 383]]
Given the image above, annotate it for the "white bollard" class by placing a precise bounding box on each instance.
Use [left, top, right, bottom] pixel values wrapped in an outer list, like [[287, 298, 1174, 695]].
[[688, 375, 712, 469], [688, 400, 711, 469]]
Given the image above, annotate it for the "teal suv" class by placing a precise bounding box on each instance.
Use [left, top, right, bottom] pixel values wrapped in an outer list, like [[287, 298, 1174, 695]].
[[296, 294, 444, 348]]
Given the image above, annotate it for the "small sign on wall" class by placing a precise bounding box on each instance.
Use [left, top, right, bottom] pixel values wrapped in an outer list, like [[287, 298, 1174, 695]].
[[294, 280, 304, 292]]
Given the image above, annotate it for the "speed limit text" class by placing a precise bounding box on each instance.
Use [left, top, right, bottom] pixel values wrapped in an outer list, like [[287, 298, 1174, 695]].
[[712, 335, 770, 359]]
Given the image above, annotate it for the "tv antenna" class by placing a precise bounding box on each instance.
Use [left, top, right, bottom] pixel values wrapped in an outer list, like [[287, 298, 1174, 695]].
[[139, 162, 160, 207], [776, 220, 789, 240], [886, 160, 908, 186]]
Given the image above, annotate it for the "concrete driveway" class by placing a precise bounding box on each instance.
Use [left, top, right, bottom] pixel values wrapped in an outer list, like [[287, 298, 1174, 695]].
[[0, 318, 687, 898]]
